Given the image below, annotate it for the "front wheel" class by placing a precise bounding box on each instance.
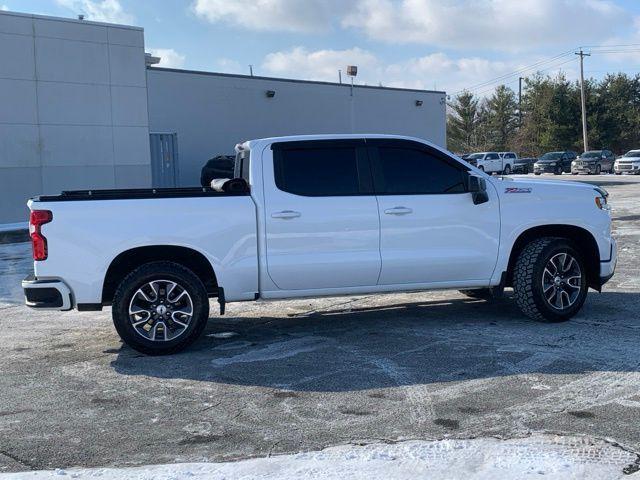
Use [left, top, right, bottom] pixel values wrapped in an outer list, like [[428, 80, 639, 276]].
[[112, 261, 210, 355], [554, 165, 562, 175], [478, 165, 485, 172], [513, 238, 587, 322]]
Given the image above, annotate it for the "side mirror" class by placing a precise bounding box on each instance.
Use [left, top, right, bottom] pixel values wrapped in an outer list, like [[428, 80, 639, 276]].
[[468, 175, 489, 205]]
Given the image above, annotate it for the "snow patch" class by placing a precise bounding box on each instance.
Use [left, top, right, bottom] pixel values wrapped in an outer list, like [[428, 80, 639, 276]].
[[4, 435, 636, 480]]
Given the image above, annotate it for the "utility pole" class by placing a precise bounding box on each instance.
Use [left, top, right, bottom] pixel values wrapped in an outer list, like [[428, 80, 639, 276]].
[[518, 77, 523, 127], [249, 64, 253, 76], [338, 69, 342, 84], [575, 49, 591, 152]]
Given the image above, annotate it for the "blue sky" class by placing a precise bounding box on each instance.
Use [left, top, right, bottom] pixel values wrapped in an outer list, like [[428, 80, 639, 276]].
[[3, 0, 640, 96]]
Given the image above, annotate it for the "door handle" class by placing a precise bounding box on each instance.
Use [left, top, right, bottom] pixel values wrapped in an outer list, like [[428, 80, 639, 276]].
[[271, 210, 301, 219], [384, 206, 413, 215]]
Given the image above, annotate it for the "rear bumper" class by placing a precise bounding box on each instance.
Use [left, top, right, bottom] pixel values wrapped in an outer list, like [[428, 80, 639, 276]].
[[512, 164, 530, 173], [599, 238, 617, 287], [22, 275, 73, 310]]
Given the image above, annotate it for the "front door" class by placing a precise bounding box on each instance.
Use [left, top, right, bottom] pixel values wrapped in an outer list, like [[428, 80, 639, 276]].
[[263, 139, 381, 291], [370, 139, 500, 285]]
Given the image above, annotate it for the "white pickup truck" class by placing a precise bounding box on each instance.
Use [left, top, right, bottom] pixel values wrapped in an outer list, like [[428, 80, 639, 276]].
[[465, 151, 516, 174], [23, 134, 617, 355]]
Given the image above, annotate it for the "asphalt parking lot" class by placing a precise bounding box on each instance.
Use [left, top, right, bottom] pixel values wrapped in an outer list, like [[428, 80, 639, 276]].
[[0, 174, 639, 474]]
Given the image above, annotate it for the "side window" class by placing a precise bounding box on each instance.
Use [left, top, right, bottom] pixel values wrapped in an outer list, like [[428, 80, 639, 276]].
[[487, 153, 498, 160], [376, 146, 466, 194], [274, 146, 360, 196]]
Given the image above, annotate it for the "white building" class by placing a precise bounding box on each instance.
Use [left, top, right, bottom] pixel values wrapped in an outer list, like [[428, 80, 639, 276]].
[[0, 10, 446, 226]]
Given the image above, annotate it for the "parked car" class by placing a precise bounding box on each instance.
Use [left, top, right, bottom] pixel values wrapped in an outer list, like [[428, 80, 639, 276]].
[[614, 150, 640, 175], [571, 150, 615, 175], [498, 152, 518, 174], [534, 151, 577, 175], [22, 134, 617, 355], [512, 157, 536, 174], [200, 155, 235, 187], [465, 152, 511, 174]]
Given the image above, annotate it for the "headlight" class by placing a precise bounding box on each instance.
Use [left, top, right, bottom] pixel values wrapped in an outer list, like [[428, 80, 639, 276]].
[[549, 162, 556, 166], [571, 161, 577, 165]]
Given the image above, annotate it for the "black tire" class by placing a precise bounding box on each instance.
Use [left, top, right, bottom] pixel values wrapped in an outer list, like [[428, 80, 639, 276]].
[[534, 172, 541, 175], [513, 238, 588, 323], [478, 165, 485, 172], [459, 288, 494, 300], [503, 165, 511, 175], [595, 164, 601, 175], [554, 165, 562, 175], [112, 261, 210, 355]]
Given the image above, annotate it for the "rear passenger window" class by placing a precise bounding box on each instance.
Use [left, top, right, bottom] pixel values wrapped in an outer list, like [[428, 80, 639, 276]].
[[377, 147, 466, 194], [274, 147, 360, 196]]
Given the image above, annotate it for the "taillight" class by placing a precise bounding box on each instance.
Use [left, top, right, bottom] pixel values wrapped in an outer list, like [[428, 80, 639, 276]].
[[29, 210, 52, 261]]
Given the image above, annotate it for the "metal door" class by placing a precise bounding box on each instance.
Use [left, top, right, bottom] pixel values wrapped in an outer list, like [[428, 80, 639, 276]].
[[150, 133, 179, 187]]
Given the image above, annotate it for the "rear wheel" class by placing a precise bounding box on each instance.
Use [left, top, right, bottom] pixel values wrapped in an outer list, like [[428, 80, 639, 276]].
[[595, 164, 601, 175], [478, 165, 485, 172], [503, 164, 511, 175], [513, 238, 588, 323], [112, 261, 210, 355]]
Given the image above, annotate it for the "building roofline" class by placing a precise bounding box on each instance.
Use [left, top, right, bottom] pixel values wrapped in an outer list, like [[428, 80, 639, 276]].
[[0, 9, 142, 30], [147, 67, 446, 95]]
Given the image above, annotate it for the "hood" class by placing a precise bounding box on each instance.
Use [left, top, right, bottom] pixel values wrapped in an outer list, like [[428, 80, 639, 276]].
[[617, 156, 640, 162], [536, 158, 561, 163], [489, 176, 596, 195]]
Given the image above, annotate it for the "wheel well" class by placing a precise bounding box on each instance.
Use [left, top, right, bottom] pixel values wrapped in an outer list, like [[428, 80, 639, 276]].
[[505, 225, 601, 290], [102, 246, 218, 304]]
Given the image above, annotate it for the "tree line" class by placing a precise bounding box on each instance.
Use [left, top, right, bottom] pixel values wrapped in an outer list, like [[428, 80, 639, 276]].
[[447, 73, 640, 157]]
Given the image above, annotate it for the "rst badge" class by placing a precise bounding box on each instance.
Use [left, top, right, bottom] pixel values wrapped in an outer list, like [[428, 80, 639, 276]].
[[505, 187, 532, 193]]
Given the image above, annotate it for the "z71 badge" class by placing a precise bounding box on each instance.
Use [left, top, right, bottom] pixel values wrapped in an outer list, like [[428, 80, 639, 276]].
[[505, 187, 532, 193]]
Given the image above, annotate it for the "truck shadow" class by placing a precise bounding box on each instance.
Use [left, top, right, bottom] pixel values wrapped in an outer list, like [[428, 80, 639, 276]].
[[110, 291, 640, 392]]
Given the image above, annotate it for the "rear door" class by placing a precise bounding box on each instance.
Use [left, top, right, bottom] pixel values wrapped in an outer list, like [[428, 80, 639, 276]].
[[486, 152, 501, 172], [263, 139, 381, 290], [370, 139, 500, 285]]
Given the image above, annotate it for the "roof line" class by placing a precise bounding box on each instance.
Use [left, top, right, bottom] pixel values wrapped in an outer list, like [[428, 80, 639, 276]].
[[147, 67, 446, 95]]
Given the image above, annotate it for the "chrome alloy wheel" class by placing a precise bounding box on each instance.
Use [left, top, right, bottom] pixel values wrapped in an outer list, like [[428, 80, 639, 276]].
[[542, 252, 582, 311], [128, 280, 193, 342]]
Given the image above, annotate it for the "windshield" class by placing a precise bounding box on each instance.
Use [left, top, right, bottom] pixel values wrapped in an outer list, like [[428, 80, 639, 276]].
[[623, 150, 640, 157], [540, 152, 562, 160], [581, 151, 601, 158], [467, 153, 484, 159]]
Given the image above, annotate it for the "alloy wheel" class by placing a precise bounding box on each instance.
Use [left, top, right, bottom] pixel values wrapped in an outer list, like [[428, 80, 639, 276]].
[[128, 279, 194, 342], [541, 252, 582, 311]]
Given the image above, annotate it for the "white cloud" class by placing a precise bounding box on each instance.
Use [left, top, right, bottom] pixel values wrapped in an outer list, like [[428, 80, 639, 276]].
[[343, 0, 629, 52], [55, 0, 134, 24], [0, 5, 8, 11], [147, 48, 186, 69], [191, 0, 348, 33], [263, 47, 379, 82], [260, 46, 581, 95]]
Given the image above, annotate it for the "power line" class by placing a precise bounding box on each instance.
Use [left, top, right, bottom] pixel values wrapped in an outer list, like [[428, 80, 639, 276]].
[[452, 49, 576, 95]]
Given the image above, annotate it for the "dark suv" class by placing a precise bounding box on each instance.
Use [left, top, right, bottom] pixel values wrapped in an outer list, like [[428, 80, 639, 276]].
[[571, 150, 615, 175], [533, 151, 577, 175]]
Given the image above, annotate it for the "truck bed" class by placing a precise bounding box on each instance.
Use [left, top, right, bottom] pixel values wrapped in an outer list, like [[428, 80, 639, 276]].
[[33, 186, 249, 202]]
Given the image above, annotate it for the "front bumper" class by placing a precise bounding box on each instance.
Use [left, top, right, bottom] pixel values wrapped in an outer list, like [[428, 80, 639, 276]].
[[599, 238, 617, 287], [614, 163, 640, 174], [572, 163, 598, 174], [533, 164, 558, 173], [22, 275, 73, 310]]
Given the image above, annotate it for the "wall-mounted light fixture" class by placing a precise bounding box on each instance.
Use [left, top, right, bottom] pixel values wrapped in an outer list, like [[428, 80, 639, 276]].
[[266, 90, 276, 98], [415, 100, 423, 107]]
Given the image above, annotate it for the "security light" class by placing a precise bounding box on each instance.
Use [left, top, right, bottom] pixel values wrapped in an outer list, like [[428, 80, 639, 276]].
[[266, 90, 276, 98], [415, 100, 423, 107]]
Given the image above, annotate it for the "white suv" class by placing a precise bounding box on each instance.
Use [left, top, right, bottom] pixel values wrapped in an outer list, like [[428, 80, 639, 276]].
[[614, 150, 640, 175]]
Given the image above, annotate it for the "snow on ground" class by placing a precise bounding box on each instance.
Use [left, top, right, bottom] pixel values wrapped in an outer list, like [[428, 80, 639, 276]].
[[2, 435, 638, 480]]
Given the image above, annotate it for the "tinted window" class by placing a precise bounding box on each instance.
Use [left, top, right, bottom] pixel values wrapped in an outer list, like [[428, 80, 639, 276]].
[[274, 147, 360, 196], [487, 153, 499, 160], [377, 147, 466, 194], [505, 153, 516, 159]]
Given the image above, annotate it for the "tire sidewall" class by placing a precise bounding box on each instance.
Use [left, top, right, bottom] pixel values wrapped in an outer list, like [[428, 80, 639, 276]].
[[112, 262, 209, 355], [529, 241, 588, 321]]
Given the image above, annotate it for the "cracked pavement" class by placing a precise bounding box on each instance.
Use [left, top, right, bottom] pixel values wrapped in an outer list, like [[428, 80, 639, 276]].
[[0, 174, 639, 473]]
